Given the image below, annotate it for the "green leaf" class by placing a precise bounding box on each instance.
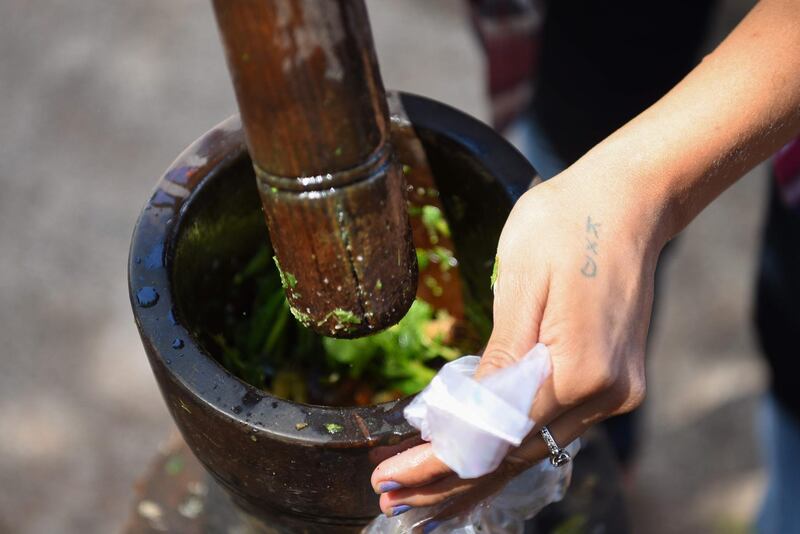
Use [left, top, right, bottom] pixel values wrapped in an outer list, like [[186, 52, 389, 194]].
[[234, 247, 272, 285]]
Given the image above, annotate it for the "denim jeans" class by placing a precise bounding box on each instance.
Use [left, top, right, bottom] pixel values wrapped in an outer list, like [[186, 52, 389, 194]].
[[757, 394, 800, 533]]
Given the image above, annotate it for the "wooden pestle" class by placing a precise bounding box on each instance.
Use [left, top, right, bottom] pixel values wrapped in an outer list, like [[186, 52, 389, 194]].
[[211, 0, 418, 338]]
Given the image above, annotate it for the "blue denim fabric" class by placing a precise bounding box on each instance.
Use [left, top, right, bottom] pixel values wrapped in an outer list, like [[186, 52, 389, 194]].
[[757, 394, 800, 534], [505, 114, 566, 180]]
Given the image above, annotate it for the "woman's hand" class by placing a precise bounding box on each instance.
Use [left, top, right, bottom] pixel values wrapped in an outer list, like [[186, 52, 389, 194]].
[[370, 169, 664, 524], [372, 0, 800, 525]]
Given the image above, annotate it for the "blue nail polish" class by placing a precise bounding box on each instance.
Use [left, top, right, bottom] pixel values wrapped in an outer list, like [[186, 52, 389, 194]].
[[423, 520, 441, 533], [391, 504, 412, 517], [379, 481, 403, 493]]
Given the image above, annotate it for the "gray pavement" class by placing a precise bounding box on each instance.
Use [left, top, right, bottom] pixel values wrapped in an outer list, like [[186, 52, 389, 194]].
[[0, 0, 766, 532]]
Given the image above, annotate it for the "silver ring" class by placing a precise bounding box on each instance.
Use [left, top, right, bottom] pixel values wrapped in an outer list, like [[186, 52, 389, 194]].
[[540, 426, 571, 467]]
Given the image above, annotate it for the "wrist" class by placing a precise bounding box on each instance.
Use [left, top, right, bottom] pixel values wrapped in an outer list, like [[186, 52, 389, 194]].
[[554, 137, 675, 262]]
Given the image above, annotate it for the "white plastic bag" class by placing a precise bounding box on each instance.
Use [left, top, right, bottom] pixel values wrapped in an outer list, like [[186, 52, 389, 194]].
[[405, 343, 552, 478], [363, 344, 579, 533]]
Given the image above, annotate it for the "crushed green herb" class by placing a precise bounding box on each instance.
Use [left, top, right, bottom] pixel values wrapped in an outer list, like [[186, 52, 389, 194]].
[[288, 305, 312, 327], [320, 308, 361, 327], [416, 248, 430, 270], [429, 246, 456, 272], [424, 275, 444, 297], [273, 255, 297, 289], [490, 255, 500, 291], [325, 423, 344, 434], [210, 193, 486, 406], [420, 205, 450, 244], [322, 299, 459, 394]]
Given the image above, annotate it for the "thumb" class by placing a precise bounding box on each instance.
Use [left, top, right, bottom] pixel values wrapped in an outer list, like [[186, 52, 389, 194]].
[[474, 257, 547, 380]]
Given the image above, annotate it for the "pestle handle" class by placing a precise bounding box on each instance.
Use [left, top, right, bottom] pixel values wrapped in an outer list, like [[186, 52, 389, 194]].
[[212, 0, 417, 338]]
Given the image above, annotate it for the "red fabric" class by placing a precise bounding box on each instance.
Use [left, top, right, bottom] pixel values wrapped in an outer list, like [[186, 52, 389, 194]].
[[774, 138, 800, 207], [469, 0, 544, 130]]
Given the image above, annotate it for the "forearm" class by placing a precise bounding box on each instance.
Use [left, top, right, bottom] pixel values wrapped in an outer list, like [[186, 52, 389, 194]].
[[564, 0, 800, 248]]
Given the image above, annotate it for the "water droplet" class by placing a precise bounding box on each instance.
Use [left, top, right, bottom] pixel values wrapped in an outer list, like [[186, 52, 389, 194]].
[[172, 338, 184, 349], [136, 287, 159, 307], [135, 257, 142, 264], [232, 405, 242, 414], [167, 308, 178, 325], [144, 242, 165, 269]]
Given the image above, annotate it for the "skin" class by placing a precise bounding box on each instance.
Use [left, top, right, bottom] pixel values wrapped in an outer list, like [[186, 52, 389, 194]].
[[371, 0, 800, 525]]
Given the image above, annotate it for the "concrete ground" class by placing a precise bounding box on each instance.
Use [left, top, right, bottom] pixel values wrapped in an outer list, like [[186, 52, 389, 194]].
[[0, 0, 766, 532]]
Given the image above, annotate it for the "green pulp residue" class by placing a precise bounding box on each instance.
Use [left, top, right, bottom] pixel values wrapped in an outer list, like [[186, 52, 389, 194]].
[[409, 204, 450, 245], [417, 246, 457, 274], [319, 308, 361, 329], [490, 255, 500, 291], [272, 255, 297, 289], [325, 423, 343, 434], [288, 305, 313, 327], [215, 247, 464, 404], [211, 196, 484, 406], [424, 275, 444, 297], [322, 298, 460, 394]]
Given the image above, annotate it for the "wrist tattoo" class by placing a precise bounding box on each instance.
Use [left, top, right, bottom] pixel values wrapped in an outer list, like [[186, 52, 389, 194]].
[[581, 216, 600, 278]]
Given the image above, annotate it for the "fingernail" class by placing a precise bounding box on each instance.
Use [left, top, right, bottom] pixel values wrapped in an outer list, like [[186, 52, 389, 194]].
[[423, 520, 441, 533], [378, 481, 403, 493], [390, 504, 412, 517]]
